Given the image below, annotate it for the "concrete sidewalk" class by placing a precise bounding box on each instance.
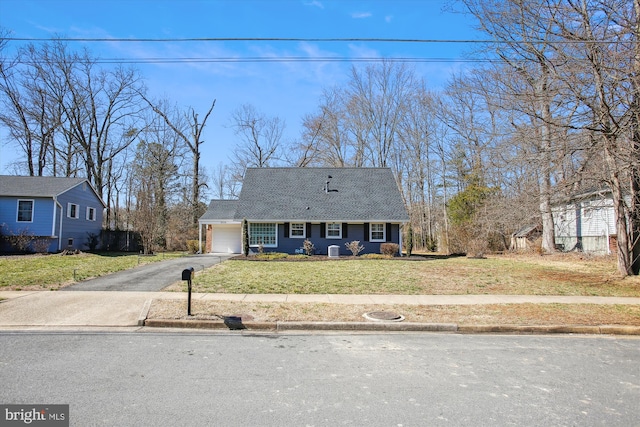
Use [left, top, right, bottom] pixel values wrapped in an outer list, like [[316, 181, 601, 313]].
[[1, 290, 640, 333]]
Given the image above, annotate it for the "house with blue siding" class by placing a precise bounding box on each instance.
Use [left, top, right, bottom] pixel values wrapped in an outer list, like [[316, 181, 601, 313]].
[[199, 168, 409, 256], [0, 176, 106, 253]]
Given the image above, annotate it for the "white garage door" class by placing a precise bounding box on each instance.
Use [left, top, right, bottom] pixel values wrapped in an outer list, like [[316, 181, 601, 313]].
[[211, 224, 242, 253]]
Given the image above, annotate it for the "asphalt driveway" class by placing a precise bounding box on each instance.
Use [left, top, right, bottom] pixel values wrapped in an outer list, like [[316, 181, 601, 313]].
[[62, 254, 234, 292]]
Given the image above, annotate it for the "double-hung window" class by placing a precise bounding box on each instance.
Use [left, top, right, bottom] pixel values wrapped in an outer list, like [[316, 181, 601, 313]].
[[249, 223, 277, 247], [86, 207, 96, 221], [67, 203, 79, 219], [17, 200, 34, 222], [370, 223, 386, 242], [290, 223, 305, 238], [326, 222, 342, 239]]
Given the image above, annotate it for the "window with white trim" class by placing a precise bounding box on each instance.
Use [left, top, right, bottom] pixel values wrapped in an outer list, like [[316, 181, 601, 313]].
[[326, 222, 342, 239], [249, 223, 277, 247], [290, 223, 305, 238], [86, 207, 96, 221], [67, 203, 79, 219], [370, 223, 386, 242], [17, 200, 34, 222]]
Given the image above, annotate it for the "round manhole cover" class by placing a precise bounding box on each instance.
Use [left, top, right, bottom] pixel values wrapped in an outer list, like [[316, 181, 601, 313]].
[[363, 311, 405, 322]]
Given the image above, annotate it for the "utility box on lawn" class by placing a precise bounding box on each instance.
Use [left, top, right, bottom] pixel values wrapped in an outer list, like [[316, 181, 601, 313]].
[[328, 245, 340, 258]]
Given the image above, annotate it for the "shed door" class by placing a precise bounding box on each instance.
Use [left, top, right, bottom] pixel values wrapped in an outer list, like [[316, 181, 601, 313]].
[[211, 224, 242, 253]]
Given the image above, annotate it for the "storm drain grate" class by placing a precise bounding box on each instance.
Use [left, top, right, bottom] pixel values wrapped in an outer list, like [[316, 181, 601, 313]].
[[363, 311, 405, 322]]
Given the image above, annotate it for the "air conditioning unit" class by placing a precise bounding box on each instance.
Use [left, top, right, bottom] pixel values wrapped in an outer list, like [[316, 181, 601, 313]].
[[328, 245, 340, 258]]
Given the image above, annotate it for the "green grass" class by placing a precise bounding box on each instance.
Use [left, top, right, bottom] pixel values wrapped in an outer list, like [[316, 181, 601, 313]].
[[179, 255, 640, 297], [0, 252, 186, 290], [191, 259, 425, 294], [4, 251, 640, 297]]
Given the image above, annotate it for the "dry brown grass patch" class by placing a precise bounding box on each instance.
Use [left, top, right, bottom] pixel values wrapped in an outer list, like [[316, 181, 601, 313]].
[[148, 299, 640, 326]]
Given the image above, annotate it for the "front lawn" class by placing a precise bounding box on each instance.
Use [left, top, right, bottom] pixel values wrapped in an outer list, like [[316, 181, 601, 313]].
[[0, 252, 186, 290], [166, 253, 640, 297]]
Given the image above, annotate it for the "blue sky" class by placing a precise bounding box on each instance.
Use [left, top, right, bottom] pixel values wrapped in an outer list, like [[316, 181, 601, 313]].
[[0, 0, 482, 181]]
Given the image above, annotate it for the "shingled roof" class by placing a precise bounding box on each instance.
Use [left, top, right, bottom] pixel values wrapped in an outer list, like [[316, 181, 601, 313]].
[[203, 167, 409, 223], [200, 200, 240, 221], [0, 175, 104, 206]]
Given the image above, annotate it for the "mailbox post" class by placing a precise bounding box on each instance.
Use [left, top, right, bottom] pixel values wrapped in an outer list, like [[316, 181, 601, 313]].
[[182, 267, 195, 316]]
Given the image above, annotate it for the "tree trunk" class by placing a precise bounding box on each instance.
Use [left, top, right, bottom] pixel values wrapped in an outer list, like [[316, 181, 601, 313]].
[[630, 0, 640, 274], [605, 145, 633, 275]]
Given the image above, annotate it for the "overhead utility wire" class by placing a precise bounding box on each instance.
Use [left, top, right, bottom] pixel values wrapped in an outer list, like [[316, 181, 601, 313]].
[[4, 36, 621, 44], [83, 56, 495, 64]]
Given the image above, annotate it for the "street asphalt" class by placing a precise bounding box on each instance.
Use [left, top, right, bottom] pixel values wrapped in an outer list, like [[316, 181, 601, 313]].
[[1, 253, 640, 333]]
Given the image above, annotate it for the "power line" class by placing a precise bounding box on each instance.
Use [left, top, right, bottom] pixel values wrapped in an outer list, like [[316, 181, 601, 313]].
[[3, 37, 499, 43], [4, 36, 623, 44], [75, 56, 494, 64]]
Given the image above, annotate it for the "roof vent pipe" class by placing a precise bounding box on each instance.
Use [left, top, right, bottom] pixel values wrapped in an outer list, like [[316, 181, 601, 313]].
[[325, 175, 332, 193]]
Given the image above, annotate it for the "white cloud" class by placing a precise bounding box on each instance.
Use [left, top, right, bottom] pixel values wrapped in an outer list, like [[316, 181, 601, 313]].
[[351, 12, 372, 19], [348, 43, 380, 59], [385, 15, 393, 23], [304, 1, 324, 9]]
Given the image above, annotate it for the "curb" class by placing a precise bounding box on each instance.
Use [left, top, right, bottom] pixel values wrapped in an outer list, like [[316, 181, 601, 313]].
[[142, 319, 640, 335], [137, 299, 153, 326], [144, 319, 275, 330], [277, 321, 457, 332]]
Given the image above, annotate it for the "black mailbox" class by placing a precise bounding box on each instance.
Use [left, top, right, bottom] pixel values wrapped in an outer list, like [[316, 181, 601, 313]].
[[182, 267, 195, 316], [182, 267, 194, 281]]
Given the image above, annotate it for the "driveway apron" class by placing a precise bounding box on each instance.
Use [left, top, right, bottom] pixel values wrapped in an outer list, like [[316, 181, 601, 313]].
[[62, 254, 233, 292]]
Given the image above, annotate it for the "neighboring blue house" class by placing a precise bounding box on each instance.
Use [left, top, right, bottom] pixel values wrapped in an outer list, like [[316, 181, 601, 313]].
[[199, 167, 410, 256], [0, 176, 106, 253]]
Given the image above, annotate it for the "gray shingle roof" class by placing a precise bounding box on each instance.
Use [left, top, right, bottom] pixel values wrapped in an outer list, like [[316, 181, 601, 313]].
[[200, 200, 240, 221], [0, 175, 88, 198], [204, 167, 408, 222]]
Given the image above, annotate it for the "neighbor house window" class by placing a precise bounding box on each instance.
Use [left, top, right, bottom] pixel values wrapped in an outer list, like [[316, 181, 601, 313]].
[[249, 223, 277, 247], [17, 200, 34, 222], [290, 223, 305, 238], [67, 203, 79, 219], [86, 207, 96, 221], [326, 222, 342, 239], [370, 223, 386, 242]]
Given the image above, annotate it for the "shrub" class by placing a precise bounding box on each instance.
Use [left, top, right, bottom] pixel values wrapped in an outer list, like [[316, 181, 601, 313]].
[[256, 252, 288, 260], [242, 219, 249, 257], [466, 238, 488, 258], [32, 237, 52, 254], [186, 240, 200, 254], [86, 232, 100, 251], [380, 242, 399, 256], [345, 240, 364, 256], [303, 239, 315, 256], [361, 253, 387, 259], [8, 228, 33, 252]]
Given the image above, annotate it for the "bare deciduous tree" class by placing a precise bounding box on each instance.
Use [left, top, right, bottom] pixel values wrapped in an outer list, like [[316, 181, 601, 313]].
[[141, 95, 216, 227], [229, 103, 284, 169]]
